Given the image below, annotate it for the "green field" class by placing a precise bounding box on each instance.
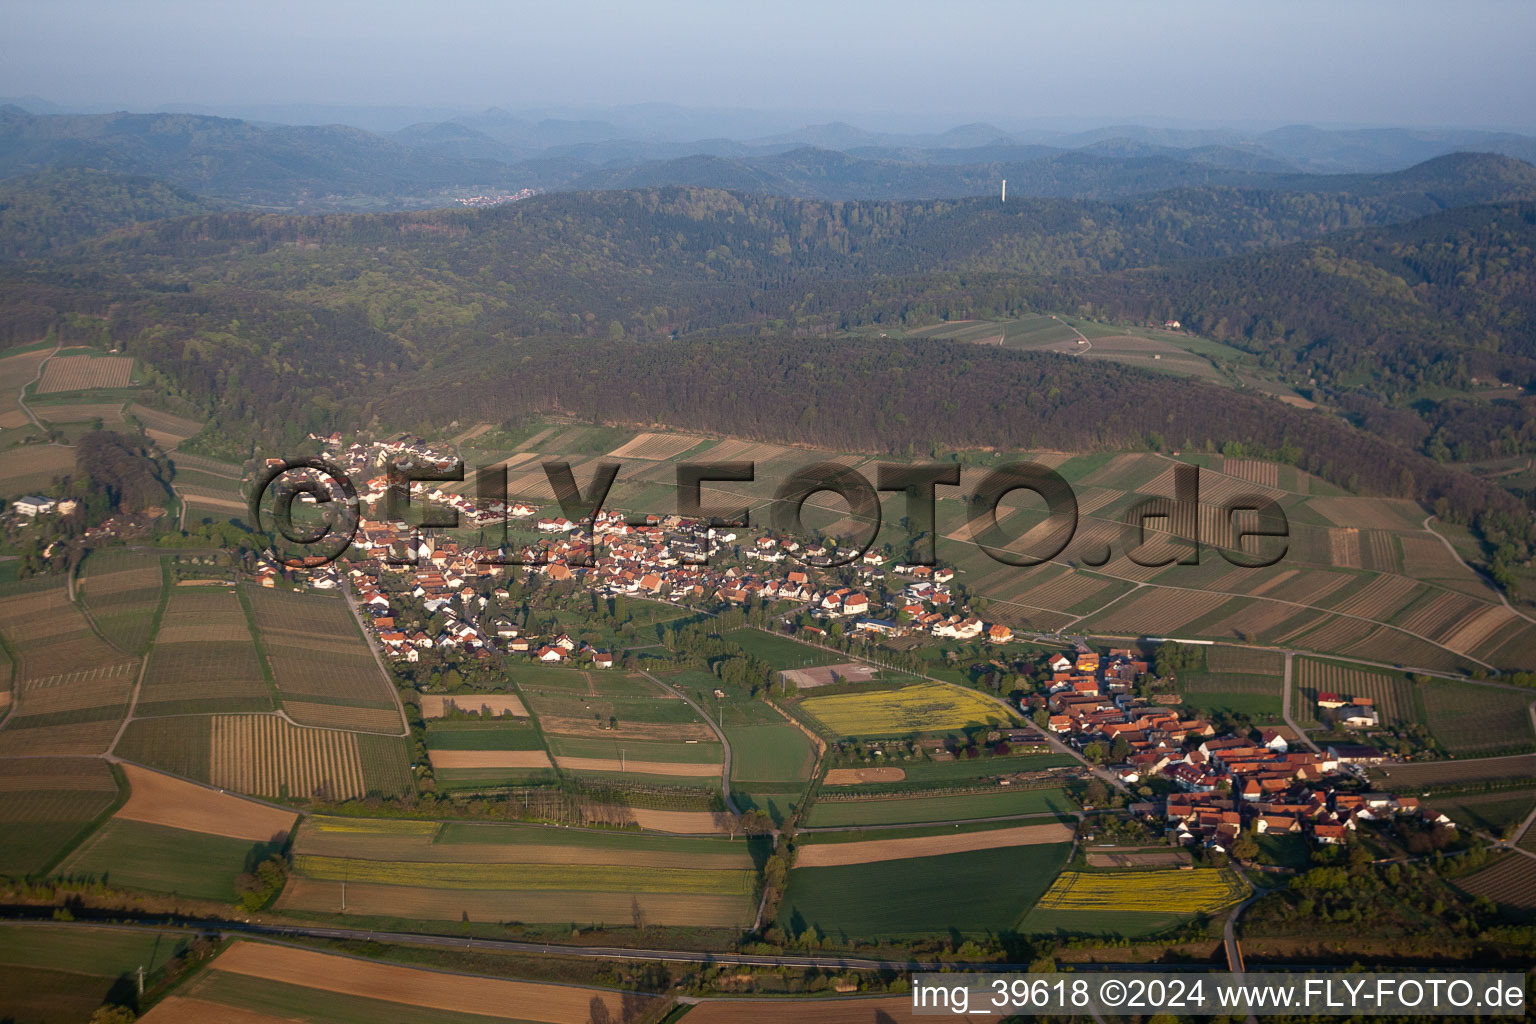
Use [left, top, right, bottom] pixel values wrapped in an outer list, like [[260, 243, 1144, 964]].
[[77, 549, 165, 654], [1429, 790, 1536, 834], [424, 720, 546, 750], [178, 970, 553, 1024], [725, 628, 840, 668], [113, 716, 212, 780], [803, 786, 1076, 827], [56, 819, 281, 901], [1421, 680, 1536, 756], [779, 842, 1072, 939], [0, 923, 194, 1024], [1018, 907, 1199, 938], [0, 758, 122, 876], [544, 734, 722, 763]]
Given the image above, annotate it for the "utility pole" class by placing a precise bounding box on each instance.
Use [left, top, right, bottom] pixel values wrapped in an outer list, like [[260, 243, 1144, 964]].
[[136, 965, 145, 997], [621, 747, 626, 772]]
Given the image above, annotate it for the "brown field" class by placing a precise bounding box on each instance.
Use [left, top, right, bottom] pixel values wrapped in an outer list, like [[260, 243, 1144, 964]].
[[175, 485, 245, 512], [139, 997, 295, 1024], [607, 431, 704, 461], [1295, 659, 1414, 723], [534, 715, 715, 742], [783, 663, 879, 690], [1369, 754, 1536, 788], [1200, 598, 1300, 640], [554, 755, 719, 777], [684, 995, 987, 1023], [1329, 574, 1420, 620], [130, 404, 203, 444], [797, 822, 1073, 867], [1457, 855, 1536, 910], [33, 402, 125, 423], [1327, 528, 1362, 569], [1264, 570, 1355, 607], [283, 700, 403, 733], [419, 694, 528, 718], [115, 762, 296, 841], [697, 436, 792, 463], [0, 348, 53, 425], [278, 878, 750, 927], [210, 714, 367, 800], [153, 622, 252, 644], [1221, 458, 1281, 488], [428, 749, 552, 770], [627, 808, 734, 833], [1398, 535, 1469, 577], [36, 353, 133, 393], [0, 756, 117, 795], [824, 767, 906, 785], [1307, 496, 1425, 532], [0, 444, 75, 494], [205, 941, 653, 1024], [1395, 592, 1487, 641], [1087, 587, 1229, 635], [0, 719, 123, 756], [1205, 646, 1285, 675], [1441, 604, 1522, 655], [1085, 849, 1193, 868], [1362, 530, 1400, 572], [79, 564, 161, 599], [1286, 614, 1375, 653], [1013, 571, 1111, 612]]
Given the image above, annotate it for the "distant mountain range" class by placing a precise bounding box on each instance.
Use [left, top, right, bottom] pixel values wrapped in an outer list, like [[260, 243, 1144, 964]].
[[3, 101, 1536, 211]]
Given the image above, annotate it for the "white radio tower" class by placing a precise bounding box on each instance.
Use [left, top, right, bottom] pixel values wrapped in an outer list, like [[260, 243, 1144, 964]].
[[1001, 178, 1007, 203]]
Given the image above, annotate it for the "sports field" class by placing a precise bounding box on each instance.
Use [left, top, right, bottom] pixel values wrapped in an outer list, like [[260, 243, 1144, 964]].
[[799, 682, 1013, 737]]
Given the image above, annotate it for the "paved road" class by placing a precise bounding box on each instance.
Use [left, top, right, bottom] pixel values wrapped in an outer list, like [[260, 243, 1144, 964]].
[[640, 668, 739, 816]]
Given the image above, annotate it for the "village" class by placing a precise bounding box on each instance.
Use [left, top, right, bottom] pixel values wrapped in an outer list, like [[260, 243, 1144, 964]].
[[261, 433, 1447, 861], [1033, 644, 1454, 854]]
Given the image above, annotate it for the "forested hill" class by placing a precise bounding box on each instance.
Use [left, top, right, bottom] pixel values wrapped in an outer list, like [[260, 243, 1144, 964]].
[[1, 165, 1533, 551], [0, 168, 214, 259]]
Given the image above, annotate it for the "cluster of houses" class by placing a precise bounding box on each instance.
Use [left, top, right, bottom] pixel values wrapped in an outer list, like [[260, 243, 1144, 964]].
[[1316, 690, 1380, 729], [1035, 645, 1439, 848], [269, 435, 1026, 669], [1166, 788, 1453, 851]]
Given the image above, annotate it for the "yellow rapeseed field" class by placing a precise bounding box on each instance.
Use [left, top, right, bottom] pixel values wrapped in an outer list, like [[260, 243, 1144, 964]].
[[800, 682, 1010, 736], [1037, 869, 1247, 914]]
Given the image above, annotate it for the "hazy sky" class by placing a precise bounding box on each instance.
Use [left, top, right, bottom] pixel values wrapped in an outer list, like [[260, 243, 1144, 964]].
[[4, 0, 1533, 131]]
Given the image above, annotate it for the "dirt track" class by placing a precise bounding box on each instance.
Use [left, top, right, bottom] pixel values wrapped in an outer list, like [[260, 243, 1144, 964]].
[[209, 940, 651, 1023], [795, 822, 1074, 867], [115, 762, 297, 841], [426, 749, 552, 769]]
